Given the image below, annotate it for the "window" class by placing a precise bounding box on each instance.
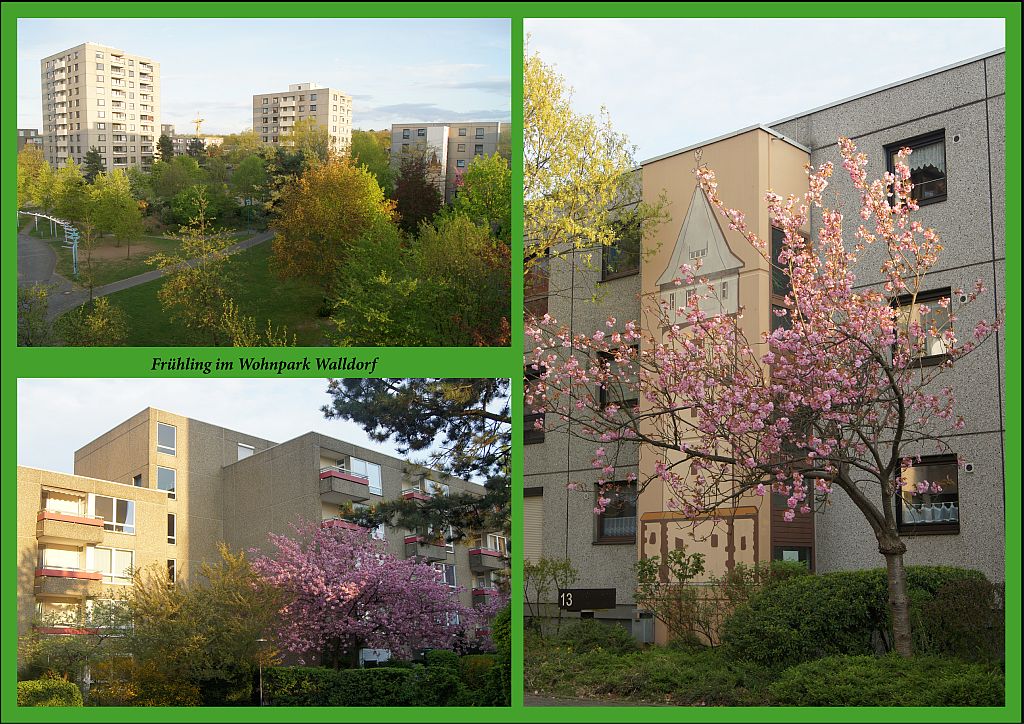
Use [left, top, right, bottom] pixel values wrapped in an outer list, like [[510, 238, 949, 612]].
[[772, 546, 811, 565], [886, 130, 946, 205], [96, 63, 104, 70], [474, 144, 484, 155], [157, 422, 176, 455], [602, 218, 642, 280], [417, 128, 426, 137], [596, 483, 637, 543], [456, 159, 466, 168], [486, 533, 509, 555], [133, 474, 142, 487], [166, 559, 176, 583], [457, 143, 466, 152], [525, 247, 550, 318], [770, 226, 807, 332], [898, 454, 959, 534], [458, 127, 467, 136], [157, 466, 176, 499], [94, 547, 133, 585], [524, 365, 546, 445], [433, 562, 457, 588], [475, 127, 485, 138], [598, 346, 639, 410], [167, 514, 176, 544], [894, 288, 952, 366], [350, 457, 382, 496], [402, 129, 410, 139], [310, 93, 317, 100], [94, 496, 135, 534], [237, 443, 254, 461]]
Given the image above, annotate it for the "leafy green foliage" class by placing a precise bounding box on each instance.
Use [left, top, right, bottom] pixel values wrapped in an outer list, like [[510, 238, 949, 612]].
[[350, 129, 395, 195], [17, 283, 52, 346], [556, 620, 640, 655], [721, 566, 989, 667], [157, 133, 174, 161], [768, 654, 1004, 706], [329, 214, 510, 346], [54, 297, 129, 346], [82, 147, 105, 183], [424, 649, 460, 669], [17, 677, 84, 707], [452, 153, 511, 244]]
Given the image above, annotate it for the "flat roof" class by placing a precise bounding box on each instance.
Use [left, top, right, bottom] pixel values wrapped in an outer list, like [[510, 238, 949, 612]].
[[641, 124, 810, 166], [768, 48, 1004, 127], [642, 48, 1004, 167]]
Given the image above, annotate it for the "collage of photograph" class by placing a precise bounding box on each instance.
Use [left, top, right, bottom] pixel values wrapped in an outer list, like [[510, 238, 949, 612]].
[[3, 5, 1019, 723]]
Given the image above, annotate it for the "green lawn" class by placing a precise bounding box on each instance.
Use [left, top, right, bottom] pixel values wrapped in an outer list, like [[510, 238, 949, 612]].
[[83, 241, 332, 346]]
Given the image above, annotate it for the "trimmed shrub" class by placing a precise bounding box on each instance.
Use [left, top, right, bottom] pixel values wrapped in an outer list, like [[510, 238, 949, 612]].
[[411, 665, 470, 706], [769, 654, 1004, 706], [17, 678, 83, 707], [556, 619, 639, 655], [423, 649, 460, 670], [912, 578, 1004, 663], [264, 666, 416, 707], [722, 566, 988, 667]]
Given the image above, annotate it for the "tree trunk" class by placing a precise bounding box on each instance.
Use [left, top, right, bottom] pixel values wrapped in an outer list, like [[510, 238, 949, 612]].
[[880, 536, 913, 657]]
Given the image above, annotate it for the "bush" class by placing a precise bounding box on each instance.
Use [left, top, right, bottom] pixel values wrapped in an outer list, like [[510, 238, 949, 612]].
[[17, 678, 84, 707], [769, 654, 1004, 706], [423, 649, 460, 669], [556, 619, 639, 655], [486, 605, 512, 706], [722, 566, 988, 667], [912, 578, 1004, 663], [265, 666, 416, 706], [411, 665, 470, 706]]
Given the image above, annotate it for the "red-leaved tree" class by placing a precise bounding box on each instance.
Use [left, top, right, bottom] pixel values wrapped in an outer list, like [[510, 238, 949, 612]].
[[250, 521, 479, 666], [526, 138, 1000, 657]]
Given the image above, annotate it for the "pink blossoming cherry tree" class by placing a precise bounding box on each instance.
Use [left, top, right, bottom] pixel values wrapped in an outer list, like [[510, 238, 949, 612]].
[[526, 138, 1000, 657], [250, 521, 481, 666]]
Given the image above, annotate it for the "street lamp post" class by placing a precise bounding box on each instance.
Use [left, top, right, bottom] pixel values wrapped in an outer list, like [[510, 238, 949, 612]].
[[256, 638, 267, 706]]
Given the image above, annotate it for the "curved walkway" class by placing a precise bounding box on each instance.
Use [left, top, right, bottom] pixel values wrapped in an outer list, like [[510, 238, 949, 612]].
[[18, 228, 275, 321]]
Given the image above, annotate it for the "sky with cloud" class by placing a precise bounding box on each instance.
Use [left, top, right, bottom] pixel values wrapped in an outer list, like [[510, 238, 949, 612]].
[[18, 18, 510, 134], [17, 378, 448, 474], [525, 18, 1005, 162]]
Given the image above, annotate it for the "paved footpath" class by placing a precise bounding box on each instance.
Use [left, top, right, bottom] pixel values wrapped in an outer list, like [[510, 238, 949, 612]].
[[17, 227, 275, 321]]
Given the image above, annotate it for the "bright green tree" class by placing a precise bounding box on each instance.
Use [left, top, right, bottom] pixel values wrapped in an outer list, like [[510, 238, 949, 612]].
[[17, 284, 53, 346], [17, 146, 48, 209], [524, 47, 664, 273], [52, 159, 90, 223], [90, 169, 144, 252], [350, 129, 395, 195], [452, 153, 511, 244], [230, 155, 268, 225], [281, 118, 331, 164], [220, 130, 263, 164]]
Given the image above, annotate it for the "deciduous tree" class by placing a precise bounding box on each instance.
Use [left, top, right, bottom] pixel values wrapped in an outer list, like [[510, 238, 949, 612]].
[[250, 521, 478, 665], [350, 129, 395, 195], [394, 152, 442, 234], [451, 153, 512, 244], [17, 146, 47, 208], [90, 169, 143, 252], [271, 159, 396, 291], [281, 118, 331, 164], [55, 297, 129, 346], [524, 47, 664, 274], [526, 138, 1000, 657]]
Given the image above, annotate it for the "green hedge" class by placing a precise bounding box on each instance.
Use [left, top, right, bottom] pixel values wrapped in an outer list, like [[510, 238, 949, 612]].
[[722, 566, 988, 667], [556, 619, 640, 655], [769, 654, 1005, 706], [264, 663, 493, 706], [17, 678, 84, 707]]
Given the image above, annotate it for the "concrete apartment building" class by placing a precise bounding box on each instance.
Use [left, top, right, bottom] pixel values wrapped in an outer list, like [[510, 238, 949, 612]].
[[253, 82, 353, 156], [523, 50, 1006, 642], [390, 121, 504, 202], [40, 42, 160, 171], [18, 408, 508, 647], [17, 128, 42, 153]]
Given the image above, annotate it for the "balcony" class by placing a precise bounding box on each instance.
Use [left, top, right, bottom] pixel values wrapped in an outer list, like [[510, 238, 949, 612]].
[[404, 535, 447, 561], [321, 518, 365, 533], [472, 587, 500, 606], [34, 568, 103, 597], [319, 466, 370, 504], [401, 489, 431, 502], [36, 511, 105, 545], [468, 548, 507, 574]]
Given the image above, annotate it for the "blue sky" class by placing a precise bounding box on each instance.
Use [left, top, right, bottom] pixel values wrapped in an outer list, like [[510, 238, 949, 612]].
[[18, 18, 511, 134], [525, 18, 1005, 162]]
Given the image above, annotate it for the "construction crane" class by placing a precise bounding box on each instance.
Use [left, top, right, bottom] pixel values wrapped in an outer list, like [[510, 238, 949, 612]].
[[192, 112, 205, 137]]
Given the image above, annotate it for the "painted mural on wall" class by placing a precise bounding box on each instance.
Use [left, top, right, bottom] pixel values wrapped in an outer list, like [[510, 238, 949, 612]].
[[656, 185, 744, 325]]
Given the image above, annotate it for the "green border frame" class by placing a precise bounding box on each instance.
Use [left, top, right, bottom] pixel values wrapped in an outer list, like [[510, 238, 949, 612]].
[[3, 2, 1020, 722]]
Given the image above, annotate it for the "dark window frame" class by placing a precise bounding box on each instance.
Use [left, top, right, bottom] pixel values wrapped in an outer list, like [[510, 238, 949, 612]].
[[598, 345, 640, 411], [524, 365, 546, 445], [891, 287, 953, 368], [594, 481, 638, 544], [884, 129, 947, 206], [896, 453, 960, 536], [600, 218, 642, 282]]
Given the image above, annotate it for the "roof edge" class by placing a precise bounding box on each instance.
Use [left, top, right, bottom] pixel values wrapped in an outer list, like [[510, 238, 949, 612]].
[[641, 124, 810, 166]]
